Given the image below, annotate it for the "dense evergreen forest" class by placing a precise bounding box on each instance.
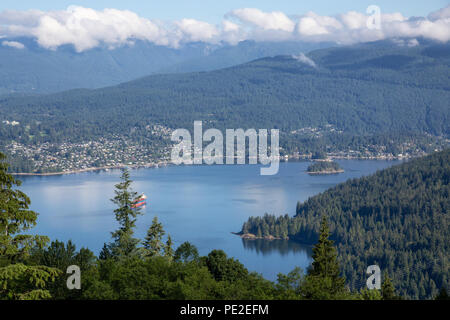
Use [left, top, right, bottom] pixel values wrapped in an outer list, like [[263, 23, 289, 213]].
[[241, 149, 450, 299], [0, 40, 448, 157]]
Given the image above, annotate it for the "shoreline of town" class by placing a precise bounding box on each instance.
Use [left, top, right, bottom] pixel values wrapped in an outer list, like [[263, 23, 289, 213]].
[[9, 152, 412, 176]]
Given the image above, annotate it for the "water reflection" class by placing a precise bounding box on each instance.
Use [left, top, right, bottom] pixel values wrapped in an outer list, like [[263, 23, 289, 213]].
[[242, 238, 313, 257]]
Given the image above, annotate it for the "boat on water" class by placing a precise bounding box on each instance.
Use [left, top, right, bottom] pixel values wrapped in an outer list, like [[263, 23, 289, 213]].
[[132, 193, 147, 209]]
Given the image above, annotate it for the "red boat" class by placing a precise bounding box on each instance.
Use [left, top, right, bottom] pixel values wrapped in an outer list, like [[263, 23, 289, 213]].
[[132, 193, 147, 209]]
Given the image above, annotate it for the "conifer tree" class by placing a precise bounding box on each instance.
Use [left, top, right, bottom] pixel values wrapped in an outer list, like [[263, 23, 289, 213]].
[[301, 216, 347, 299], [0, 152, 60, 299], [242, 222, 249, 234], [109, 168, 143, 258], [143, 216, 165, 257], [99, 243, 112, 260], [296, 201, 301, 215], [309, 217, 343, 281], [257, 226, 262, 238], [164, 235, 174, 259], [381, 274, 399, 300]]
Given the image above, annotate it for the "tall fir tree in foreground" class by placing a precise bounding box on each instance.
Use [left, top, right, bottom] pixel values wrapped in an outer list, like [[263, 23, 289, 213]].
[[0, 152, 60, 299], [109, 168, 143, 258], [164, 235, 174, 259], [381, 274, 400, 300], [301, 216, 347, 299], [143, 216, 166, 257]]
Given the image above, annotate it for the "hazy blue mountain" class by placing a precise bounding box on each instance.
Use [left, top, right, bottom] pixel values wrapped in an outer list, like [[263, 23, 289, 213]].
[[0, 38, 332, 94]]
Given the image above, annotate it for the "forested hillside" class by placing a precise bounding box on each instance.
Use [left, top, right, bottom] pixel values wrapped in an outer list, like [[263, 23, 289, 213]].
[[241, 149, 450, 299]]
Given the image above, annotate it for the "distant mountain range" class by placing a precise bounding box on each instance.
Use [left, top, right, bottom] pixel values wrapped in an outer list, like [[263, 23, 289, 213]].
[[0, 38, 332, 94]]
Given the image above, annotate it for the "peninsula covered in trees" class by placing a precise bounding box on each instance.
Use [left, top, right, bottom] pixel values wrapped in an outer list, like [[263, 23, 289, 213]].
[[241, 149, 450, 299]]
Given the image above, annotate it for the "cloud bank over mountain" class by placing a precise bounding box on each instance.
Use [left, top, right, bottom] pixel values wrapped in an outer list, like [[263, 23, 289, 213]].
[[0, 5, 448, 52]]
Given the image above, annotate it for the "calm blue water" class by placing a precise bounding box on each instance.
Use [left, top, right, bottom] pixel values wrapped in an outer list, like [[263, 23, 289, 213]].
[[19, 160, 400, 280]]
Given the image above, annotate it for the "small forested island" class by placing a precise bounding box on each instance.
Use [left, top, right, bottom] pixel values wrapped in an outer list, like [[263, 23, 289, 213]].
[[307, 160, 344, 175]]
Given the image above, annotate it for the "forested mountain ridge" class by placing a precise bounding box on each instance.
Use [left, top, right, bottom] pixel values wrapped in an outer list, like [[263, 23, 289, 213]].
[[241, 149, 450, 299], [0, 39, 448, 172]]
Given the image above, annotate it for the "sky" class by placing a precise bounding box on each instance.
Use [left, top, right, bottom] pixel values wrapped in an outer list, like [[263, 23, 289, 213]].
[[0, 1, 449, 51], [0, 0, 448, 23]]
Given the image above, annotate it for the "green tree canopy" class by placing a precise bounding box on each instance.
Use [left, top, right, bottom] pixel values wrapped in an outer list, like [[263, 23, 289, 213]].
[[143, 216, 165, 257], [109, 169, 143, 258], [174, 242, 199, 263], [301, 216, 347, 299], [0, 152, 59, 299]]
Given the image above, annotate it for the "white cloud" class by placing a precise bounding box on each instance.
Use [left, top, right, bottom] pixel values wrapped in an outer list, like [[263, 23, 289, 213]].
[[298, 16, 329, 36], [293, 8, 449, 44], [297, 11, 342, 36], [221, 20, 245, 44], [292, 53, 316, 68], [174, 19, 219, 43], [222, 20, 239, 32], [2, 40, 25, 49], [381, 16, 450, 43], [0, 5, 448, 52], [339, 11, 367, 30], [32, 6, 171, 51], [0, 6, 172, 51], [229, 8, 295, 32]]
